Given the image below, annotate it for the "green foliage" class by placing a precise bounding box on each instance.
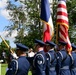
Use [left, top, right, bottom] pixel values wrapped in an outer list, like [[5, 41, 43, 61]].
[[0, 40, 10, 56], [66, 0, 76, 43], [67, 0, 76, 25], [5, 0, 76, 47], [1, 40, 10, 49]]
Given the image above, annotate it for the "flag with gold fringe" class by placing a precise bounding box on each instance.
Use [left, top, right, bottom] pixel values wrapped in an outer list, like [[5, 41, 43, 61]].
[[56, 0, 72, 53]]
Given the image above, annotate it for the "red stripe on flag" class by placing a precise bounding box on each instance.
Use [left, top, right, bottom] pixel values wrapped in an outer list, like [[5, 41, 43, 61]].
[[58, 4, 66, 9], [59, 28, 66, 38], [43, 24, 50, 42], [57, 12, 68, 17], [57, 19, 68, 25]]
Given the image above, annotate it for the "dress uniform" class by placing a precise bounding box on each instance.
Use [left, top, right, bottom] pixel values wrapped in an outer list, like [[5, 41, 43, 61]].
[[45, 41, 57, 75], [56, 41, 71, 75], [6, 43, 30, 75], [32, 39, 46, 75], [70, 44, 76, 75]]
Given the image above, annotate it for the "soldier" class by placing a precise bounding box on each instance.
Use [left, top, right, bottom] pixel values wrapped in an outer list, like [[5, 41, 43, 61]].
[[32, 39, 46, 75], [6, 43, 30, 75], [45, 41, 57, 75], [70, 44, 76, 75], [56, 41, 71, 75]]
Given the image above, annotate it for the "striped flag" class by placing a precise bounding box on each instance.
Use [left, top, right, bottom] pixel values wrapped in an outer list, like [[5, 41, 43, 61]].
[[56, 0, 72, 52], [40, 0, 54, 43]]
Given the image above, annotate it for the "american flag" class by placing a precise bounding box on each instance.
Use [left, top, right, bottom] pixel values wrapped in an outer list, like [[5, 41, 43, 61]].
[[40, 0, 54, 43], [56, 0, 72, 52]]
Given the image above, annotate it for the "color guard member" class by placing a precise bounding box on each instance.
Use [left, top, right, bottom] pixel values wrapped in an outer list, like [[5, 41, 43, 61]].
[[56, 41, 71, 75], [6, 43, 30, 75], [45, 41, 57, 75]]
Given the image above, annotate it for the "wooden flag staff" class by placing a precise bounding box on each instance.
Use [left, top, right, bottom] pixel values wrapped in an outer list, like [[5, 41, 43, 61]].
[[0, 35, 14, 54]]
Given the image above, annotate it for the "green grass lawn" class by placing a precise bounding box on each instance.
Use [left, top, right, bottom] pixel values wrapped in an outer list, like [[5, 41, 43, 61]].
[[1, 64, 7, 75], [1, 64, 32, 75]]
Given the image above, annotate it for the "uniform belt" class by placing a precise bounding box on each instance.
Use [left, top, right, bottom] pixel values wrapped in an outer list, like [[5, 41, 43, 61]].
[[43, 71, 45, 72], [33, 70, 45, 72], [61, 66, 69, 69], [71, 68, 76, 70], [9, 68, 12, 70], [50, 67, 55, 70]]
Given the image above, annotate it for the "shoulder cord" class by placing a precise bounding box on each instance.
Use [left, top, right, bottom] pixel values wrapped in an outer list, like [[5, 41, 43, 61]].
[[47, 52, 56, 64], [59, 51, 68, 62], [12, 59, 18, 75], [47, 52, 51, 63], [69, 54, 74, 65], [59, 52, 63, 61]]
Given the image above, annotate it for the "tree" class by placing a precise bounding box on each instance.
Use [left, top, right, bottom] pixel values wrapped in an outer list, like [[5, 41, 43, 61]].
[[66, 0, 76, 43], [6, 0, 42, 47], [5, 0, 76, 47], [0, 40, 10, 50], [0, 40, 10, 56]]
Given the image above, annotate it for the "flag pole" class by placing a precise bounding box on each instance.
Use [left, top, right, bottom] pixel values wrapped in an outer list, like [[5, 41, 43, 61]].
[[56, 24, 59, 44], [0, 36, 14, 54], [56, 24, 60, 52]]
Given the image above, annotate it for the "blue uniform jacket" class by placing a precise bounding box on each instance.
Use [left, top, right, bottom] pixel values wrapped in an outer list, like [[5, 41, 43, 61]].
[[56, 49, 71, 75], [6, 56, 30, 75], [32, 50, 46, 75], [46, 50, 57, 75], [70, 51, 76, 75]]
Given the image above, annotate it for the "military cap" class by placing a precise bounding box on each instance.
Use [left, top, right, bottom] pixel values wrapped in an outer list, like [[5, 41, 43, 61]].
[[16, 43, 29, 51], [58, 41, 67, 46], [71, 44, 76, 50], [35, 39, 45, 46], [45, 41, 56, 47]]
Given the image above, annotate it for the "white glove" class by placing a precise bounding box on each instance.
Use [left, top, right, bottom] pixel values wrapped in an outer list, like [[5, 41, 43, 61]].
[[11, 53, 18, 59]]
